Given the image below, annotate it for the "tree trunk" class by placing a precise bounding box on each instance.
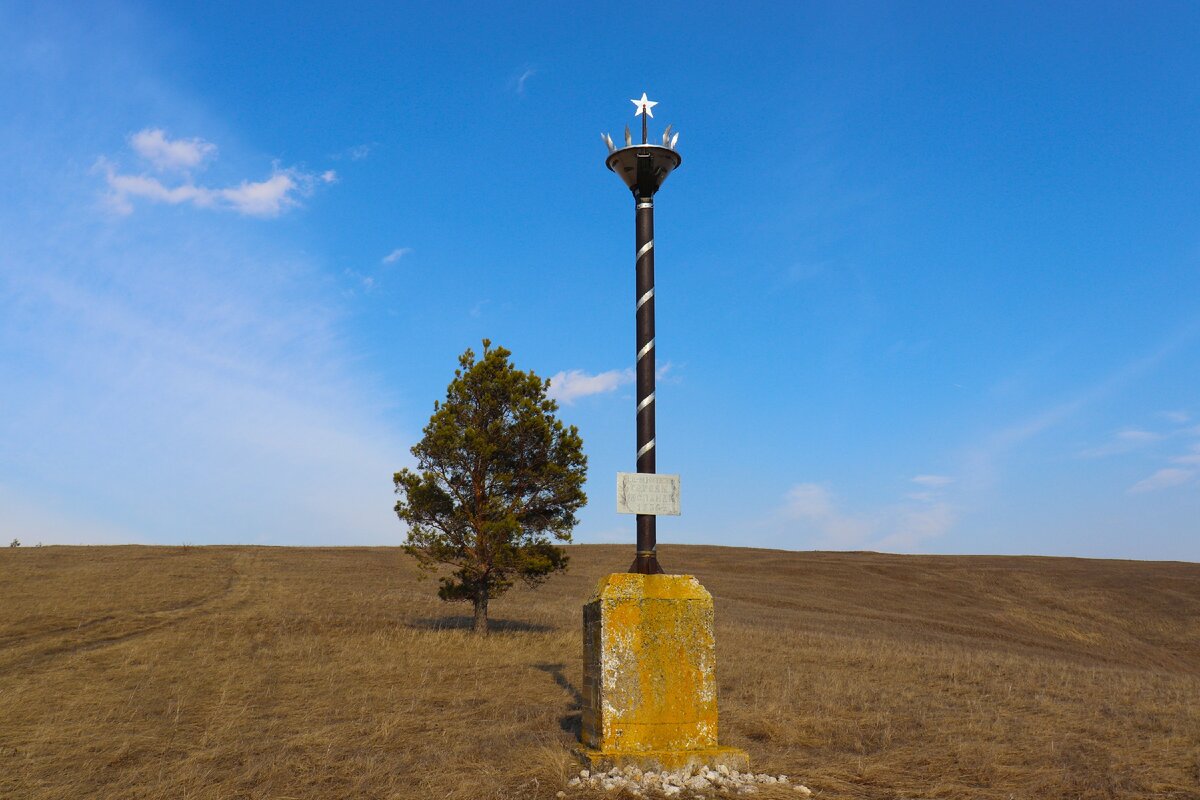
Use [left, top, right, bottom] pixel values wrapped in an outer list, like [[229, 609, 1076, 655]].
[[473, 591, 489, 636]]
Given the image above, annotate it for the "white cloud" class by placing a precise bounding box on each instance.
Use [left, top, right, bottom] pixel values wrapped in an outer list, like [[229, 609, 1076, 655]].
[[382, 247, 413, 264], [912, 474, 954, 487], [776, 475, 958, 552], [516, 67, 536, 94], [1161, 410, 1190, 424], [0, 220, 411, 545], [102, 167, 213, 213], [874, 502, 958, 550], [129, 127, 216, 172], [547, 368, 633, 404], [218, 171, 306, 216], [962, 333, 1195, 495], [1170, 443, 1200, 466], [544, 363, 675, 404], [332, 143, 371, 161], [1079, 428, 1165, 458], [102, 163, 321, 218], [100, 133, 329, 217], [1129, 468, 1195, 494], [1118, 429, 1162, 442], [781, 483, 875, 546]]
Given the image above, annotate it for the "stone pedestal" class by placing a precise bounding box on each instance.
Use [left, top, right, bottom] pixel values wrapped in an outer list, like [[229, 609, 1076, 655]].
[[578, 573, 749, 772]]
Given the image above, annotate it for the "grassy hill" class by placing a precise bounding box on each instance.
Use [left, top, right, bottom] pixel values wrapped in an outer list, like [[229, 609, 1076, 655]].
[[1, 544, 1197, 799]]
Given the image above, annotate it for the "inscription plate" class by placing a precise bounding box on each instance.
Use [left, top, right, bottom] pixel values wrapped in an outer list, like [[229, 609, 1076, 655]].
[[616, 472, 681, 516]]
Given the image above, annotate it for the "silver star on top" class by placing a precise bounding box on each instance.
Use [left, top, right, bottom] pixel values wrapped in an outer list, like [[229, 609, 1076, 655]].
[[631, 92, 658, 118]]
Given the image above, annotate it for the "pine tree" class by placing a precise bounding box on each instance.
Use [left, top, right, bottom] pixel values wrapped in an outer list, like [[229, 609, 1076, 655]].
[[394, 341, 587, 635]]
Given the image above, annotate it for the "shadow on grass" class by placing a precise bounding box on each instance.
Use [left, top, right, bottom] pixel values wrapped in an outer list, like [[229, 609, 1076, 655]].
[[408, 616, 556, 633], [533, 662, 583, 737]]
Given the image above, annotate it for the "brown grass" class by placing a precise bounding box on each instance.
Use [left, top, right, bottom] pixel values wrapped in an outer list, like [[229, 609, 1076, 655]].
[[1, 544, 1197, 799]]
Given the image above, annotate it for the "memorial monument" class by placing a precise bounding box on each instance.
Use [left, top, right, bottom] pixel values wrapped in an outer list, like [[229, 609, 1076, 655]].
[[577, 94, 749, 772]]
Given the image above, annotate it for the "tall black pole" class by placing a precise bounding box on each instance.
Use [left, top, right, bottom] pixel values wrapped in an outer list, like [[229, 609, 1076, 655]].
[[631, 192, 662, 574], [604, 94, 680, 575]]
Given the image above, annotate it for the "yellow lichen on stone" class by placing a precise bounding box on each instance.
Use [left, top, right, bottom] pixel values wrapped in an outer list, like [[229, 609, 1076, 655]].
[[580, 573, 748, 772]]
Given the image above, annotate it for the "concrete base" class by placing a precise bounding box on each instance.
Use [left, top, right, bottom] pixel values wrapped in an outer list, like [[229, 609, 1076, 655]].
[[580, 573, 748, 773], [575, 745, 750, 774]]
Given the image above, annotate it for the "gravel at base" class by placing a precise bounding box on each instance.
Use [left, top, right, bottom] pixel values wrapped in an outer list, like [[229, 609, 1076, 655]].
[[562, 764, 813, 797]]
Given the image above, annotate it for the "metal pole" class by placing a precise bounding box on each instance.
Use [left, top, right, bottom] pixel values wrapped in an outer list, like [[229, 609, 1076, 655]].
[[631, 191, 663, 575], [604, 94, 680, 575]]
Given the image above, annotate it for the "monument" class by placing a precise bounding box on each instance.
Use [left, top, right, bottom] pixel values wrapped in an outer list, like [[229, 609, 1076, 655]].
[[577, 94, 749, 772]]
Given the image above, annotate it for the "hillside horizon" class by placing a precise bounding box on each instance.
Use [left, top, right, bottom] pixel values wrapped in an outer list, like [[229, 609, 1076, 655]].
[[12, 541, 1198, 567]]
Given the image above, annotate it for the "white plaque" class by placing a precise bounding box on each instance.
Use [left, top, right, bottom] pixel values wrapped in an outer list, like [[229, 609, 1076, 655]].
[[616, 472, 681, 516]]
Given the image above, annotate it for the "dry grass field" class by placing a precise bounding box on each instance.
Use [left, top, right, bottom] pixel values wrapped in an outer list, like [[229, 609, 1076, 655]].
[[1, 544, 1197, 800]]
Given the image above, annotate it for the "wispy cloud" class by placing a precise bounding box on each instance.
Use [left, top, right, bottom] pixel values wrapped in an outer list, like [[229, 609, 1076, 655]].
[[3, 173, 409, 545], [332, 143, 372, 161], [961, 327, 1200, 496], [1129, 468, 1196, 494], [515, 67, 536, 95], [776, 477, 958, 551], [99, 128, 331, 217], [780, 484, 874, 546], [130, 128, 216, 172], [911, 474, 954, 487], [382, 247, 413, 264], [1079, 417, 1200, 487], [547, 368, 633, 404], [1079, 428, 1165, 458], [1169, 441, 1200, 465]]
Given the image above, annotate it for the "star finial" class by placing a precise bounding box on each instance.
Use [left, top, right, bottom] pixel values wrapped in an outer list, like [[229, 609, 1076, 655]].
[[631, 92, 658, 118]]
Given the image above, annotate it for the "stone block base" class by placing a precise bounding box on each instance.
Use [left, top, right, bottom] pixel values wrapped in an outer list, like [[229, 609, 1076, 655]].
[[575, 745, 750, 774], [581, 573, 748, 772]]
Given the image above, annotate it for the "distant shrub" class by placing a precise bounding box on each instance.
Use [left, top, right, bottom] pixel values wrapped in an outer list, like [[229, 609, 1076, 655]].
[[9, 539, 19, 548]]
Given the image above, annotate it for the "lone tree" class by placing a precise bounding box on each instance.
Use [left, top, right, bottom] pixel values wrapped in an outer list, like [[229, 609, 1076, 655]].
[[394, 341, 587, 635]]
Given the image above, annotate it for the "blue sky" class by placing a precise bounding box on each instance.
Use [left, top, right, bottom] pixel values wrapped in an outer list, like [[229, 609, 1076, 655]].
[[2, 2, 1198, 560]]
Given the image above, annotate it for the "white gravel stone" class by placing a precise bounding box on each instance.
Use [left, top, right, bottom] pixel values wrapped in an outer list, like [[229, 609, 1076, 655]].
[[568, 765, 808, 798]]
